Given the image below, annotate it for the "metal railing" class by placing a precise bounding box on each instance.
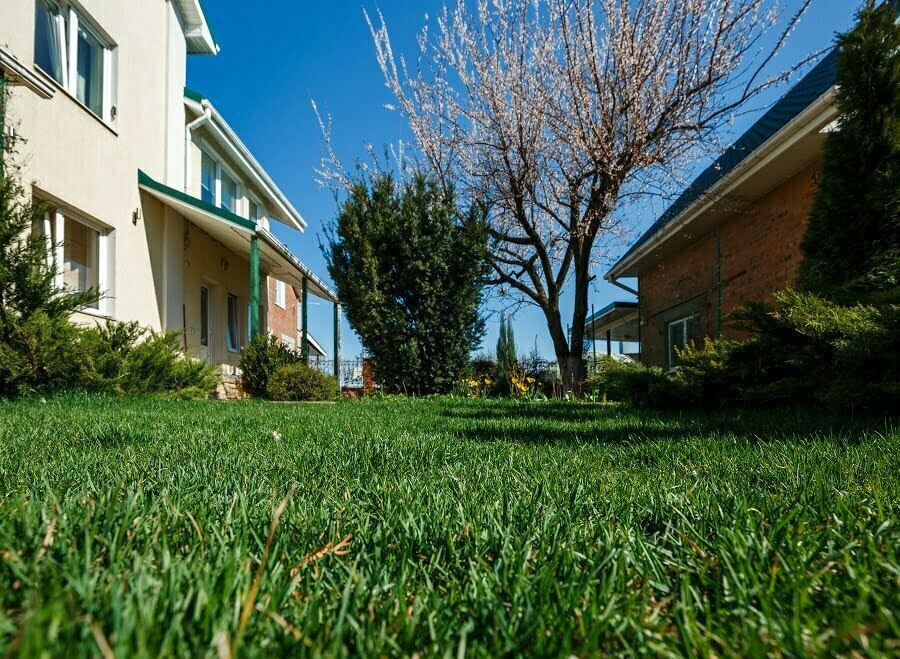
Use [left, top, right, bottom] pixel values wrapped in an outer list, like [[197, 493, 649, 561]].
[[306, 356, 365, 389]]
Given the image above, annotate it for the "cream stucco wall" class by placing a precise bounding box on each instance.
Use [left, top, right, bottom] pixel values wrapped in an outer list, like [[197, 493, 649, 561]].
[[181, 220, 251, 368], [3, 0, 178, 330]]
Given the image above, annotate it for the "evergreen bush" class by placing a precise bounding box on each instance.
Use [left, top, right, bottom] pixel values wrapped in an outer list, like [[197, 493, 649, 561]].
[[239, 333, 300, 398], [266, 362, 338, 401]]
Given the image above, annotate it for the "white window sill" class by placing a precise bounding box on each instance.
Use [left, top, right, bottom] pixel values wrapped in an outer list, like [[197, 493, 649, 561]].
[[35, 65, 119, 136]]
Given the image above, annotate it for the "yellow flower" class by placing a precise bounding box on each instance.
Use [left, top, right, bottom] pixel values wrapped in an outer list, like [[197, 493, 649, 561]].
[[526, 377, 535, 384]]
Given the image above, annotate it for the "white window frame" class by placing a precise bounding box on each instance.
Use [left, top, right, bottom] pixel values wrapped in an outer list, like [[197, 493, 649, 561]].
[[666, 316, 692, 368], [274, 279, 286, 309], [198, 143, 244, 214], [247, 194, 267, 226], [37, 208, 114, 317], [296, 297, 302, 331], [34, 1, 117, 125]]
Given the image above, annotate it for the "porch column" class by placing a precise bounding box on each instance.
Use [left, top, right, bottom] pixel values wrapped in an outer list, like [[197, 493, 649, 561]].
[[333, 303, 341, 389], [606, 329, 612, 356], [249, 234, 260, 340], [301, 277, 309, 362]]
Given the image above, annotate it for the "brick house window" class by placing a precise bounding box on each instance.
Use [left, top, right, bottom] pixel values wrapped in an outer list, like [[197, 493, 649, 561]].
[[666, 316, 692, 368]]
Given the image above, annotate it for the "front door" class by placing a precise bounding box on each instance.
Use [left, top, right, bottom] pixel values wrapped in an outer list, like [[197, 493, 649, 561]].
[[200, 285, 210, 361]]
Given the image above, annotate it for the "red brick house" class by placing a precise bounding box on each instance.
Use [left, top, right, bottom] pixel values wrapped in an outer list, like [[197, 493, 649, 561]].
[[265, 276, 328, 358], [589, 50, 839, 367]]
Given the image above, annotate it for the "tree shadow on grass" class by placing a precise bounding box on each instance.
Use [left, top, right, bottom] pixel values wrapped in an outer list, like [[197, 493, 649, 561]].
[[440, 401, 895, 446]]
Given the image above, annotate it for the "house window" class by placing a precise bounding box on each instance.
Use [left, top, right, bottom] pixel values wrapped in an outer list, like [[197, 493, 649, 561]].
[[200, 151, 216, 205], [666, 316, 691, 367], [226, 293, 240, 352], [248, 198, 264, 225], [274, 279, 286, 309], [296, 299, 302, 331], [199, 148, 243, 212], [220, 171, 238, 213], [281, 335, 296, 351], [34, 1, 116, 123], [32, 209, 111, 313]]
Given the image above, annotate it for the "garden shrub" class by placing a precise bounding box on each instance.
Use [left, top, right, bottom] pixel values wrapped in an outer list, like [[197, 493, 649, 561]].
[[266, 362, 338, 401], [584, 356, 690, 408], [78, 321, 216, 398], [239, 333, 299, 398], [601, 291, 899, 412], [0, 312, 84, 397]]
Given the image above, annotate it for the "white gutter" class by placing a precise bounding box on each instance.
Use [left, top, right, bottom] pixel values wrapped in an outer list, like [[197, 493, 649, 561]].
[[184, 107, 212, 192], [258, 227, 337, 302]]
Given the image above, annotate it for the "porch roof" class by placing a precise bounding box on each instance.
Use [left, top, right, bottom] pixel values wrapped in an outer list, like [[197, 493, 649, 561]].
[[585, 301, 639, 343], [137, 170, 337, 303]]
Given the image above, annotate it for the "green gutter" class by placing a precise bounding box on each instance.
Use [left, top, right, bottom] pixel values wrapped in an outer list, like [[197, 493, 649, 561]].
[[137, 170, 256, 232]]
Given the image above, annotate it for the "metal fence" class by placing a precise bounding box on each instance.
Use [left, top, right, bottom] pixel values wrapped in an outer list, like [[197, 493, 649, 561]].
[[306, 357, 365, 389]]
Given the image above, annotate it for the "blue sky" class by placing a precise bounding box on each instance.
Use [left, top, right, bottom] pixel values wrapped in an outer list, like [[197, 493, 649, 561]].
[[187, 0, 859, 360]]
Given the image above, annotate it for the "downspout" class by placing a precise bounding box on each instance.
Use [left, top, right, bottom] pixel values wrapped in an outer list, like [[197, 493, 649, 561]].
[[184, 105, 212, 192], [715, 225, 723, 337]]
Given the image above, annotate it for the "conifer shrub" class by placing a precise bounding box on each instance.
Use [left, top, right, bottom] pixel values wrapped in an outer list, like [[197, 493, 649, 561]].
[[239, 333, 300, 398], [266, 362, 338, 401]]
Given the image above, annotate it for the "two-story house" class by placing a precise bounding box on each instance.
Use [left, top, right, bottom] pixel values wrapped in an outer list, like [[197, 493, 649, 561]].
[[0, 0, 340, 390]]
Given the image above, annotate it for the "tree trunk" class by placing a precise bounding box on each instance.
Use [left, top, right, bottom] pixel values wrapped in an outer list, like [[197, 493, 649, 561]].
[[551, 248, 590, 395]]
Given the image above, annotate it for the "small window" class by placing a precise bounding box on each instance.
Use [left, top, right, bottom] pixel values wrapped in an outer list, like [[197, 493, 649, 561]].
[[248, 199, 261, 224], [296, 300, 302, 331], [274, 280, 286, 309], [226, 293, 240, 352], [200, 151, 216, 205], [200, 286, 210, 349], [34, 0, 66, 86], [667, 316, 691, 367], [220, 171, 238, 213], [282, 335, 296, 351], [33, 209, 111, 313], [34, 2, 116, 123]]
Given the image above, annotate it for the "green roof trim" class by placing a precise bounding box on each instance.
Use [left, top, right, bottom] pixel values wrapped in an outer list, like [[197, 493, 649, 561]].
[[137, 170, 256, 232], [184, 87, 204, 104], [608, 49, 839, 277]]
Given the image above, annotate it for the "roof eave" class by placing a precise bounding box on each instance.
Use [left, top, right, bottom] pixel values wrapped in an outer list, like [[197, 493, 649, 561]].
[[607, 86, 838, 282]]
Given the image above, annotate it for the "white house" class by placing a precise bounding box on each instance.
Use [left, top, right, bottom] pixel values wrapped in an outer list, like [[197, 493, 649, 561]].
[[0, 0, 340, 390]]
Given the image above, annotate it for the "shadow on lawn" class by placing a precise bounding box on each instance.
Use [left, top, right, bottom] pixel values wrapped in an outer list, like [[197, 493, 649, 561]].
[[440, 402, 894, 446]]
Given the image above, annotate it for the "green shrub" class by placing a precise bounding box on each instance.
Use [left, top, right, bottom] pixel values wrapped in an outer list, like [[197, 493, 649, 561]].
[[0, 317, 215, 399], [239, 333, 300, 398], [0, 312, 84, 397], [266, 363, 338, 401], [726, 290, 899, 410], [609, 291, 899, 412], [583, 356, 690, 408], [78, 321, 216, 398]]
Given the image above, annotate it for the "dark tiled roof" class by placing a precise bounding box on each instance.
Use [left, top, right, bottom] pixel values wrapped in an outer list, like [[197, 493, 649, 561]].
[[608, 48, 838, 277]]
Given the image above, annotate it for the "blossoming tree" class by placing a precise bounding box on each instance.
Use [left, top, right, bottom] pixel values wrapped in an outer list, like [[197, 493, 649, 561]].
[[327, 0, 818, 389]]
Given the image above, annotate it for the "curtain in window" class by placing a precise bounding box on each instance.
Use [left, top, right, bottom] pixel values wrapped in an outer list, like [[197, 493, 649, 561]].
[[76, 27, 104, 117], [34, 1, 68, 86]]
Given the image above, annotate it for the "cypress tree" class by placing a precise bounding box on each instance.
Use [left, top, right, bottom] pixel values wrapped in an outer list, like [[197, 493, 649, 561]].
[[797, 0, 900, 303], [494, 313, 519, 395]]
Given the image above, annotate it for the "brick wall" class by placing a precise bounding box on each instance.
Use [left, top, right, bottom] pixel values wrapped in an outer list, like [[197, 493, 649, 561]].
[[638, 162, 818, 366], [266, 277, 300, 347]]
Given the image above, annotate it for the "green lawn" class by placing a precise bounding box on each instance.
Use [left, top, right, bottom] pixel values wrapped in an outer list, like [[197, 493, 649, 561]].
[[0, 396, 897, 657]]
